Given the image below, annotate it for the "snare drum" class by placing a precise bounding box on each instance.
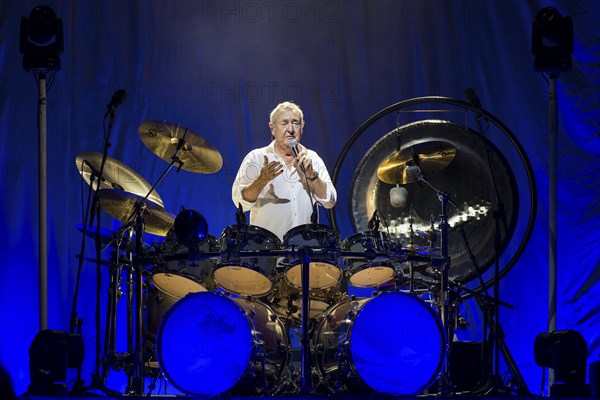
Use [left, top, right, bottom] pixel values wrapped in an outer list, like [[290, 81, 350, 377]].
[[157, 292, 290, 396], [312, 291, 446, 395], [283, 224, 341, 289], [341, 231, 395, 288], [215, 225, 281, 296]]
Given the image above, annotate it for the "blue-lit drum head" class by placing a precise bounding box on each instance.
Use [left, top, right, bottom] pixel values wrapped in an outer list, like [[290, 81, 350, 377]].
[[314, 291, 445, 395], [157, 292, 253, 395]]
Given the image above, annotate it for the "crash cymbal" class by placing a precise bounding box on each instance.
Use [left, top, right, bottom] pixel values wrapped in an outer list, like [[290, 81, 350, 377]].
[[75, 152, 164, 207], [377, 140, 456, 184], [97, 189, 175, 236], [76, 223, 151, 253], [139, 120, 223, 173]]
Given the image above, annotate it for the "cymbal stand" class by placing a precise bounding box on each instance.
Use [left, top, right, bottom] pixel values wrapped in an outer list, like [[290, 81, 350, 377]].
[[96, 228, 137, 384], [124, 200, 147, 396], [121, 134, 190, 395], [415, 172, 455, 395]]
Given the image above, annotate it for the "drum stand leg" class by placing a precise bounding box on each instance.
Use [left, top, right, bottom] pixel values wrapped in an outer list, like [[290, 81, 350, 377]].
[[299, 247, 312, 394]]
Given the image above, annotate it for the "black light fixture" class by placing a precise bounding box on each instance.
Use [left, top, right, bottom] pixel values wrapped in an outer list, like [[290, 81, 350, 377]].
[[27, 330, 84, 396], [531, 7, 573, 74], [534, 330, 590, 397], [19, 5, 64, 71]]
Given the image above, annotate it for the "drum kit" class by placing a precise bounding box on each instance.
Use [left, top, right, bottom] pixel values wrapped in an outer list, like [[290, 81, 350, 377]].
[[75, 119, 482, 397]]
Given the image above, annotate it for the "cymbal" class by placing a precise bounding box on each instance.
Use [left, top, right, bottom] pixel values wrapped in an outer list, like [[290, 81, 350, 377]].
[[402, 243, 440, 255], [75, 152, 164, 207], [377, 141, 456, 184], [139, 120, 223, 173], [97, 189, 175, 236], [76, 223, 151, 253]]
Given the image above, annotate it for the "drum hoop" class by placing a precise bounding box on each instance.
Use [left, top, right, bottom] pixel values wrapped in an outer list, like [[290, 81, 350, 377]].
[[222, 224, 283, 247], [283, 223, 341, 244]]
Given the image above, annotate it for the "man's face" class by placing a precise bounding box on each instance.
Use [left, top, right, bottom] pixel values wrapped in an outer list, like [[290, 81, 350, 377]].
[[270, 109, 304, 149]]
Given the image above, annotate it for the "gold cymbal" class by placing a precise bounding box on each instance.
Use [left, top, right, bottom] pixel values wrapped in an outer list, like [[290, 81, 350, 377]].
[[97, 189, 175, 236], [139, 120, 223, 174], [377, 141, 456, 184], [75, 151, 164, 207]]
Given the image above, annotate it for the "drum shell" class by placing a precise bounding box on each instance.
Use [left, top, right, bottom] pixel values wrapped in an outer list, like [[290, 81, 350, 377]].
[[312, 291, 446, 395], [215, 225, 282, 296], [283, 224, 342, 289], [267, 275, 347, 324], [341, 231, 396, 288], [156, 292, 290, 396], [153, 234, 220, 297]]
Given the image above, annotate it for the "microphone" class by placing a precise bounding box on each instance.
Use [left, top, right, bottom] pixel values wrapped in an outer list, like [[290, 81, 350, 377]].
[[289, 139, 306, 174], [464, 87, 482, 111], [390, 185, 408, 208], [367, 210, 380, 231], [105, 89, 127, 116], [236, 202, 247, 225], [310, 202, 318, 224]]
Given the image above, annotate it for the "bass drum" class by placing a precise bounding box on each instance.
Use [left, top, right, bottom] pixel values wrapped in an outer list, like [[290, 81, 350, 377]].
[[157, 292, 290, 396], [312, 291, 445, 395]]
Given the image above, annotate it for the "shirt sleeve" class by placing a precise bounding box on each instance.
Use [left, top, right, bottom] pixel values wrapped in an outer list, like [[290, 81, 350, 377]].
[[231, 150, 263, 211], [310, 151, 337, 209]]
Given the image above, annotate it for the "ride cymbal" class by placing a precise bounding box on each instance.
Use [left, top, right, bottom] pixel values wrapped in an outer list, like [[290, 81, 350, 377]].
[[97, 189, 175, 236], [377, 140, 456, 184], [139, 120, 223, 173], [75, 151, 164, 207]]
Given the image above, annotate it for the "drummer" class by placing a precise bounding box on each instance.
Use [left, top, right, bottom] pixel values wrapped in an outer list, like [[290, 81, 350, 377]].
[[232, 101, 337, 240]]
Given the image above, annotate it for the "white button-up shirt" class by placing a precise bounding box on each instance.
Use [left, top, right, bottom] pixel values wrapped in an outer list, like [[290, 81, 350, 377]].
[[232, 141, 337, 240]]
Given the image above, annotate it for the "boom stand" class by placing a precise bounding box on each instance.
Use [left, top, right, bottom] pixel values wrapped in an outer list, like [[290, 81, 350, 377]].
[[416, 172, 454, 395]]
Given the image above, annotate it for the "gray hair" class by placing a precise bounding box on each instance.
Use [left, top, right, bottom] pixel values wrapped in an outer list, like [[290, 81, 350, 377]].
[[269, 101, 304, 125]]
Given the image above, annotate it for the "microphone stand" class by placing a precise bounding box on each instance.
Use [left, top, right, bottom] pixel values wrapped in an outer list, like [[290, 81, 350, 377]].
[[92, 106, 120, 394], [414, 171, 456, 395], [290, 141, 319, 394]]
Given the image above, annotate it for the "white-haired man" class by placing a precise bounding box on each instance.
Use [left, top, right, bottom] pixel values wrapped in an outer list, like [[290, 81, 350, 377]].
[[232, 101, 337, 240]]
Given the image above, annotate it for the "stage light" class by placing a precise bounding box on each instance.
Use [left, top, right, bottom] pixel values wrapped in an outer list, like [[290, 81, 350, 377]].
[[19, 5, 64, 71], [531, 7, 573, 74], [534, 330, 590, 397], [174, 209, 208, 249], [27, 330, 84, 396]]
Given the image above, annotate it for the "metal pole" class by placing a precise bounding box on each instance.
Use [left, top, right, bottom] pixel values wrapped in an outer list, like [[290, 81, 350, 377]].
[[548, 74, 558, 388], [37, 72, 48, 331], [300, 247, 312, 394]]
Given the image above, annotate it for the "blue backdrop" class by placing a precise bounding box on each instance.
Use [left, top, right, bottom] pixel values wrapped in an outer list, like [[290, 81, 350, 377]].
[[1, 0, 598, 396]]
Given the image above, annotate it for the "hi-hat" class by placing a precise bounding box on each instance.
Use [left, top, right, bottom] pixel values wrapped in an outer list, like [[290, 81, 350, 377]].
[[377, 141, 456, 184], [139, 120, 223, 173], [97, 189, 175, 236], [75, 152, 164, 207], [76, 223, 151, 253]]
